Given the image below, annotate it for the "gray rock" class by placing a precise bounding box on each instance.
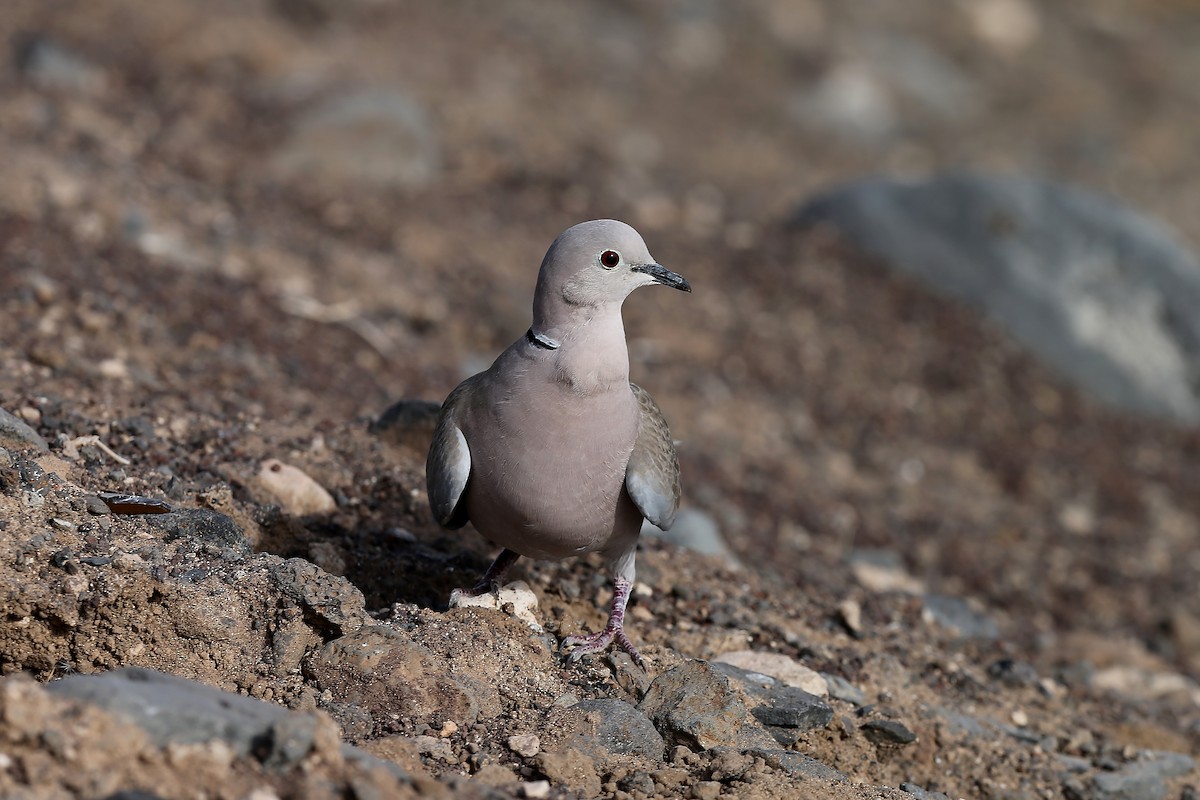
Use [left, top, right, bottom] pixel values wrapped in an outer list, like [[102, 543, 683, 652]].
[[370, 399, 443, 452], [641, 508, 737, 564], [861, 719, 917, 746], [901, 783, 952, 800], [987, 658, 1040, 687], [1130, 750, 1196, 779], [563, 698, 666, 761], [712, 662, 833, 745], [270, 557, 369, 636], [922, 593, 1000, 641], [271, 88, 440, 190], [306, 625, 478, 731], [148, 509, 251, 556], [821, 673, 867, 706], [1074, 749, 1199, 800], [14, 33, 106, 94], [748, 748, 847, 783], [44, 667, 405, 777], [793, 172, 1200, 424], [0, 408, 48, 454], [637, 660, 778, 751], [1090, 770, 1166, 800]]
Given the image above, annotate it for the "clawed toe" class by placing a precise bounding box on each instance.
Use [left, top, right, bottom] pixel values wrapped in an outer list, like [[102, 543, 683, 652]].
[[562, 628, 644, 668]]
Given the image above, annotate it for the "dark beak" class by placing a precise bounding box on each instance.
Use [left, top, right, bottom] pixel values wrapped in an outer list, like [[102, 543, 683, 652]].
[[633, 262, 692, 293]]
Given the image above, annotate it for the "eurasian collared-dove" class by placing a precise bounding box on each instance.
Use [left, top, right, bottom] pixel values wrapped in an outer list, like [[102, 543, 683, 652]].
[[427, 219, 690, 666]]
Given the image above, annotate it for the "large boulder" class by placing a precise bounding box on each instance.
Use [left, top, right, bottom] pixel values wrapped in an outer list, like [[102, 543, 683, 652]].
[[794, 172, 1200, 424]]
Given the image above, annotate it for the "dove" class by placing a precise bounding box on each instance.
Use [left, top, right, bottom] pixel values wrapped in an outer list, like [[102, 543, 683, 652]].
[[426, 219, 690, 666]]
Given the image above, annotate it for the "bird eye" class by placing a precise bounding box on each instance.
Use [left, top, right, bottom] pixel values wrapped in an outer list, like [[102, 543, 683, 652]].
[[599, 250, 621, 269]]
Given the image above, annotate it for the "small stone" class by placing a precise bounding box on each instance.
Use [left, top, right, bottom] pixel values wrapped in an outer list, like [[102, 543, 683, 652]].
[[670, 745, 694, 764], [271, 88, 440, 191], [822, 673, 866, 706], [642, 508, 737, 565], [900, 783, 951, 800], [84, 495, 111, 516], [554, 697, 665, 762], [309, 626, 475, 727], [712, 651, 828, 696], [438, 720, 458, 737], [750, 748, 847, 782], [838, 599, 863, 636], [411, 734, 454, 762], [148, 509, 250, 554], [508, 733, 541, 758], [712, 662, 833, 745], [533, 747, 601, 797], [0, 407, 49, 454], [14, 34, 106, 94], [450, 580, 543, 632], [49, 517, 76, 531], [987, 658, 1039, 687], [638, 660, 777, 751], [848, 550, 925, 594], [1011, 709, 1029, 727], [370, 399, 443, 453], [922, 594, 1000, 641], [256, 459, 337, 516], [521, 780, 551, 799], [692, 781, 722, 800], [861, 719, 917, 747], [618, 772, 656, 796]]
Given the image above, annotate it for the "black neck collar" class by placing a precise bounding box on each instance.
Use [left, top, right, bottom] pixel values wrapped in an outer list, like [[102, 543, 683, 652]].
[[525, 328, 560, 350]]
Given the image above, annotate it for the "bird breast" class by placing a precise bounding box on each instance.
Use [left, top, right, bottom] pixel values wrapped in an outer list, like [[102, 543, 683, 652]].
[[463, 377, 641, 560]]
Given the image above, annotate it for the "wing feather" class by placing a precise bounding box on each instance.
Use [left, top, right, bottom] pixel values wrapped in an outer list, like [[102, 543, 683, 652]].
[[426, 378, 478, 529], [625, 382, 682, 529]]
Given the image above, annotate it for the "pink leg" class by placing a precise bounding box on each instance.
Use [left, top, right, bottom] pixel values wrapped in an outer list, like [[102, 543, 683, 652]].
[[562, 575, 643, 667]]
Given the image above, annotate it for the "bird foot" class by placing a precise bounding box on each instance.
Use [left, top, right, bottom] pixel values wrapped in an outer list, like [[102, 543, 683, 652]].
[[562, 626, 644, 668], [449, 580, 495, 604]]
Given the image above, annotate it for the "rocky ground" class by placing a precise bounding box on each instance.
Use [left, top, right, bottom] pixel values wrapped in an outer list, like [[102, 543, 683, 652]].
[[1, 1, 1199, 798]]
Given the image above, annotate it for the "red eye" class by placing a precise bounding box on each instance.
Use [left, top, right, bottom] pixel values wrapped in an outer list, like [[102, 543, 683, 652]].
[[600, 250, 621, 269]]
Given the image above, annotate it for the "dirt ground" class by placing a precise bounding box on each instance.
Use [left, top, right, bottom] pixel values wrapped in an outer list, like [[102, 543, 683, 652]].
[[1, 1, 1199, 798]]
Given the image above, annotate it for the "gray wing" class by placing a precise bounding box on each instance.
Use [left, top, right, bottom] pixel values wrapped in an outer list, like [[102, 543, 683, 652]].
[[625, 382, 682, 530], [426, 377, 478, 529]]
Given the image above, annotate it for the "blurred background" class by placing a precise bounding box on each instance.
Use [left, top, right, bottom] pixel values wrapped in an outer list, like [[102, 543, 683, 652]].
[[3, 0, 1200, 686]]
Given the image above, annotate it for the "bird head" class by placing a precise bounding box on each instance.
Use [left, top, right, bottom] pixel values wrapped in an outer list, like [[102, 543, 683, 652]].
[[532, 219, 690, 331]]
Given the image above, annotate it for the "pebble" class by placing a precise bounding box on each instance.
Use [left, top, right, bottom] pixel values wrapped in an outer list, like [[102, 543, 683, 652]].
[[14, 33, 106, 94], [901, 782, 951, 800], [255, 459, 337, 516], [557, 698, 664, 762], [749, 748, 847, 783], [861, 719, 918, 746], [84, 495, 111, 516], [507, 733, 541, 758], [822, 673, 867, 706], [521, 780, 550, 799], [641, 508, 738, 565], [450, 580, 543, 633], [0, 407, 49, 454], [271, 88, 440, 191], [638, 660, 777, 751], [838, 598, 864, 637], [711, 662, 833, 745], [921, 594, 1001, 641], [848, 549, 925, 594], [712, 650, 828, 696]]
